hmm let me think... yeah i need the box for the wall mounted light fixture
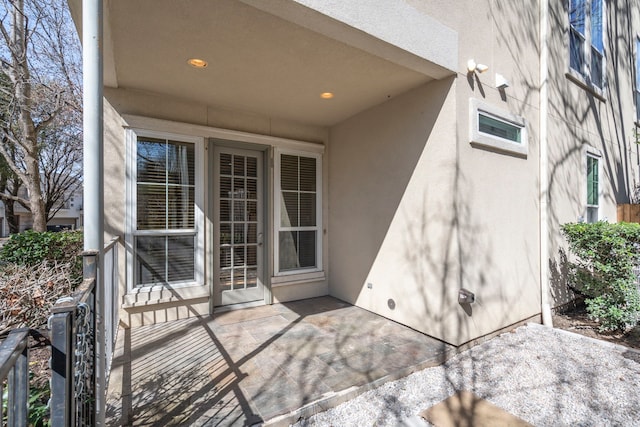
[496,73,510,89]
[467,59,488,74]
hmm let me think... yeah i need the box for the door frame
[209,139,272,312]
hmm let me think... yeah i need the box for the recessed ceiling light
[320,92,334,99]
[188,58,208,68]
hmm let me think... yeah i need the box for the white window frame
[125,128,206,292]
[273,148,323,277]
[567,0,606,93]
[584,147,601,223]
[469,99,528,157]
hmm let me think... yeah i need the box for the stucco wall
[545,1,640,307]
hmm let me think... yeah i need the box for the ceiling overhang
[67,0,458,127]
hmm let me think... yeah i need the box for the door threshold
[213,300,267,313]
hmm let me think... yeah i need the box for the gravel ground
[294,324,640,427]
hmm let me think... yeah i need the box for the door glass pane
[233,155,245,177]
[233,268,245,290]
[220,270,232,291]
[220,200,231,222]
[247,223,257,244]
[234,246,245,266]
[247,246,257,266]
[247,157,257,177]
[220,153,232,175]
[220,177,232,198]
[247,268,258,288]
[220,247,232,269]
[220,223,231,245]
[233,223,245,244]
[233,200,245,221]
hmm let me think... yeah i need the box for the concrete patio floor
[106,296,455,426]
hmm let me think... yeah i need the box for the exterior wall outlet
[367,282,373,289]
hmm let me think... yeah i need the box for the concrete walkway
[106,296,454,426]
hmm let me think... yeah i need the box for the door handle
[258,232,263,247]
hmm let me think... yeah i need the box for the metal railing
[49,236,120,426]
[0,329,29,427]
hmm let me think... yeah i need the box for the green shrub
[561,221,640,331]
[0,230,83,283]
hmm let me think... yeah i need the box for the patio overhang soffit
[68,0,458,127]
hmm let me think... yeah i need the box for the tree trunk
[12,0,47,232]
[5,199,18,234]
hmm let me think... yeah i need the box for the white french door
[213,146,264,306]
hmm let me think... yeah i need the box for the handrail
[0,328,30,427]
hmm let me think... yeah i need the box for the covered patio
[106,297,455,426]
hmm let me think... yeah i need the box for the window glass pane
[590,0,603,53]
[570,0,585,34]
[279,231,299,271]
[570,29,585,73]
[587,157,599,205]
[298,231,317,268]
[478,114,521,142]
[299,157,316,192]
[299,193,316,227]
[636,39,640,88]
[136,137,195,232]
[281,155,298,191]
[167,236,195,282]
[167,186,194,229]
[281,192,299,227]
[166,141,194,185]
[591,49,603,88]
[137,184,166,230]
[136,236,166,286]
[137,138,166,183]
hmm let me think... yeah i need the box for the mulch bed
[552,304,640,351]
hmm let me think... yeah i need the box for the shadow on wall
[328,76,456,306]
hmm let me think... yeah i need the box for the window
[586,154,599,223]
[275,150,322,274]
[569,0,604,88]
[128,132,204,288]
[469,99,527,157]
[636,38,640,122]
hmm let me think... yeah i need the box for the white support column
[82,0,105,424]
